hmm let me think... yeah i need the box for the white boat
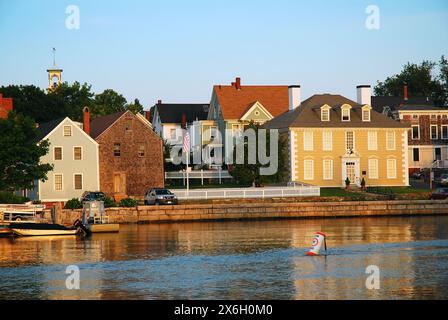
[9,222,80,237]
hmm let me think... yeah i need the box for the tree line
[0,82,144,124]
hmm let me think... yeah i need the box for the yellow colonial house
[265,86,410,187]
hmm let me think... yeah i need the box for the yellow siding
[292,128,408,187]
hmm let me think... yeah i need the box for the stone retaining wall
[51,200,448,225]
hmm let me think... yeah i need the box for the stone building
[87,108,164,198]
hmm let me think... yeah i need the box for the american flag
[183,130,190,153]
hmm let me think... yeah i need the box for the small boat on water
[9,222,82,237]
[0,225,11,237]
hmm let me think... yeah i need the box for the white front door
[346,162,356,184]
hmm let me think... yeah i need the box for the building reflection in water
[0,215,447,299]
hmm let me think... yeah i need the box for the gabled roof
[264,94,408,130]
[399,104,446,111]
[371,96,433,113]
[90,111,126,139]
[36,117,66,141]
[155,104,209,124]
[213,85,289,120]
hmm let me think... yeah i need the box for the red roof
[213,84,289,120]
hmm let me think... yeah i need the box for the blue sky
[0,0,447,109]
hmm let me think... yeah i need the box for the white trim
[411,125,420,140]
[303,131,314,151]
[368,131,378,151]
[322,131,333,151]
[304,159,314,181]
[386,131,396,150]
[387,159,397,179]
[73,146,83,160]
[322,159,333,180]
[368,158,379,179]
[341,104,352,122]
[63,125,72,137]
[345,131,355,151]
[289,130,297,181]
[73,173,83,190]
[442,125,448,140]
[240,101,274,121]
[53,146,63,161]
[54,173,63,191]
[430,125,438,140]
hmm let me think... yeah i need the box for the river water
[0,216,448,300]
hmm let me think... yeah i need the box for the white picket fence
[170,185,320,200]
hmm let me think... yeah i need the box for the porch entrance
[345,162,356,184]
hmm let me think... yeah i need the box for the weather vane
[52,47,56,67]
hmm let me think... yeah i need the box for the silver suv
[144,188,178,205]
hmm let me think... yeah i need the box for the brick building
[87,108,165,198]
[0,93,13,119]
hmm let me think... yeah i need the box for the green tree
[230,122,288,186]
[126,98,144,114]
[374,57,447,107]
[0,112,53,191]
[93,89,128,117]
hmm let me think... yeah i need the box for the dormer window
[320,105,331,122]
[341,106,351,122]
[362,105,371,122]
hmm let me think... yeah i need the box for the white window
[304,160,314,180]
[170,128,177,140]
[345,131,355,151]
[74,147,82,160]
[323,159,333,180]
[63,125,72,137]
[368,131,378,151]
[321,109,330,122]
[74,174,83,190]
[430,125,438,140]
[368,159,379,179]
[442,125,448,140]
[387,159,397,179]
[342,108,350,121]
[322,131,333,151]
[386,131,396,150]
[362,109,371,122]
[54,174,63,191]
[303,131,314,151]
[411,125,420,140]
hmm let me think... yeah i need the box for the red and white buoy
[306,232,327,256]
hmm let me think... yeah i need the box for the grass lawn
[367,186,429,194]
[319,188,361,197]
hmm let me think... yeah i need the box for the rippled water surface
[1,216,448,299]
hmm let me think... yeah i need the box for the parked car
[411,170,425,180]
[80,191,107,203]
[430,188,448,200]
[434,174,448,186]
[144,188,178,205]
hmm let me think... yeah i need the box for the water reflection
[0,216,447,299]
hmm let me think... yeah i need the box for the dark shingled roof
[371,96,433,114]
[155,104,209,124]
[37,117,65,141]
[399,104,445,111]
[264,94,409,131]
[90,111,126,139]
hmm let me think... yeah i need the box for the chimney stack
[288,85,301,111]
[235,77,241,90]
[145,110,151,123]
[181,114,187,129]
[404,83,408,101]
[83,106,90,136]
[356,85,371,105]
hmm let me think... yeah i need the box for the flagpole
[186,126,190,193]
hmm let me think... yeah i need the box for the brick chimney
[404,83,408,101]
[83,106,90,135]
[145,110,151,123]
[235,77,241,90]
[181,114,187,129]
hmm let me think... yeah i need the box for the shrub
[119,198,138,208]
[0,191,29,204]
[104,196,118,208]
[64,198,83,209]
